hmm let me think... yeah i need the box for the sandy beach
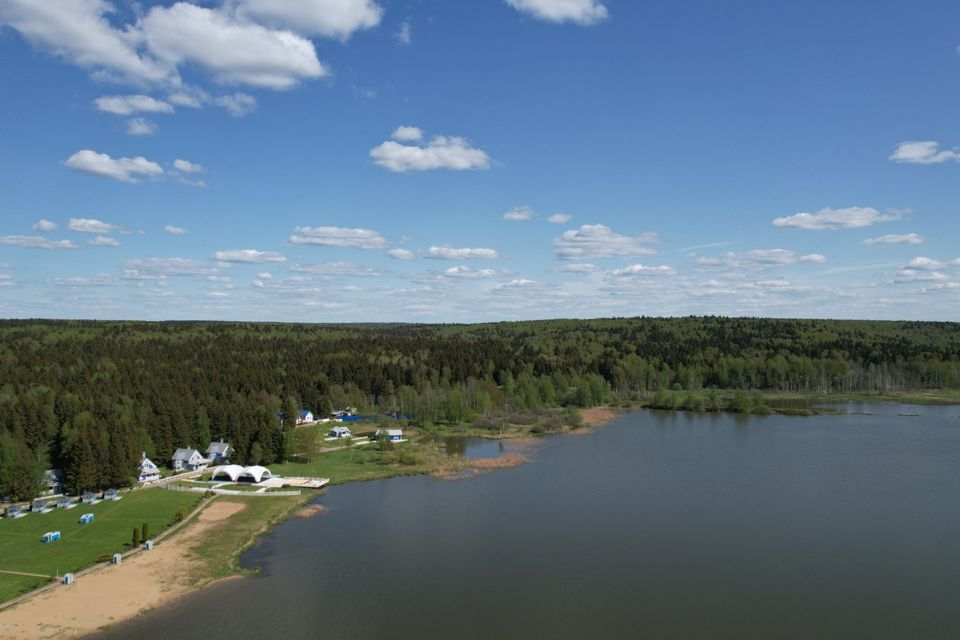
[0,500,247,639]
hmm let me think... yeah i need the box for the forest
[1,316,958,499]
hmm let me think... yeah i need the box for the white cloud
[164,224,189,235]
[0,235,78,250]
[610,264,675,277]
[395,20,412,45]
[88,235,120,247]
[68,218,122,234]
[235,0,383,40]
[555,262,599,273]
[214,92,257,117]
[503,206,535,221]
[289,262,386,277]
[371,131,491,172]
[554,224,657,260]
[289,226,388,249]
[772,206,900,230]
[214,249,287,263]
[863,233,923,246]
[126,118,157,136]
[122,257,219,278]
[208,291,231,298]
[894,269,950,284]
[94,94,173,116]
[0,0,172,85]
[443,266,498,278]
[257,272,273,279]
[168,87,209,109]
[426,246,499,260]
[889,141,959,164]
[65,149,164,183]
[388,248,416,260]
[173,159,205,173]
[695,249,826,270]
[391,126,423,142]
[32,219,58,231]
[547,213,572,224]
[505,0,609,25]
[140,3,327,90]
[905,257,947,270]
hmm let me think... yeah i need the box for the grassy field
[0,574,49,602]
[271,440,460,485]
[0,490,201,601]
[186,495,309,583]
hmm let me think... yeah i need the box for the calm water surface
[101,406,960,639]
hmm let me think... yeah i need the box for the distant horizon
[1,1,959,321]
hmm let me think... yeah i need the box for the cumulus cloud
[122,257,219,278]
[772,206,900,230]
[547,213,572,224]
[443,266,498,278]
[68,218,122,234]
[391,126,423,142]
[94,94,173,115]
[609,264,675,277]
[863,233,923,246]
[904,257,953,270]
[33,219,58,231]
[88,235,120,247]
[164,224,189,235]
[426,246,499,260]
[370,130,491,172]
[289,226,388,249]
[173,159,205,173]
[140,3,327,90]
[0,235,78,249]
[555,263,599,273]
[695,249,826,270]
[214,92,257,117]
[0,0,173,85]
[65,149,165,183]
[505,0,609,25]
[554,224,657,260]
[889,141,959,164]
[387,248,416,260]
[395,20,412,45]
[503,206,535,221]
[235,0,383,40]
[214,249,287,263]
[126,118,157,136]
[290,262,386,277]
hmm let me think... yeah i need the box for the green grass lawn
[270,440,458,485]
[0,573,50,601]
[0,489,201,601]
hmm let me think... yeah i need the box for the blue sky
[1,0,959,321]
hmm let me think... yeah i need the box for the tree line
[0,317,957,499]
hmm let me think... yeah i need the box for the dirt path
[0,500,246,639]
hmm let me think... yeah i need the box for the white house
[171,448,210,472]
[41,469,64,496]
[205,441,231,464]
[328,425,352,439]
[375,428,406,443]
[138,454,160,483]
[297,410,314,424]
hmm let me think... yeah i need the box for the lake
[100,405,960,639]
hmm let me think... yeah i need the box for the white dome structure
[211,464,273,483]
[241,465,272,483]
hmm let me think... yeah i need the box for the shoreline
[0,395,951,637]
